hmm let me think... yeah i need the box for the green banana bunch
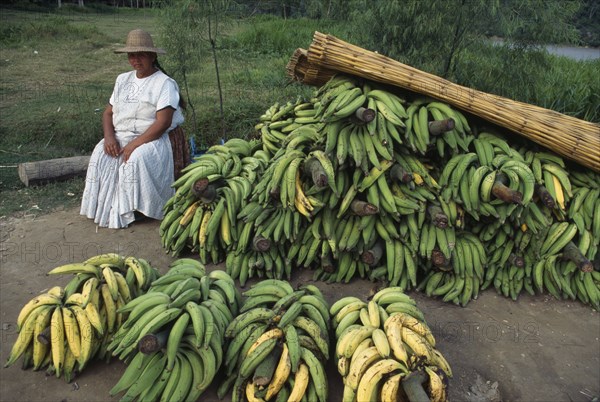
[225,243,290,286]
[168,137,259,206]
[416,232,485,307]
[331,288,451,402]
[252,149,307,206]
[108,264,239,401]
[465,189,600,307]
[109,341,221,402]
[108,261,239,360]
[436,131,536,222]
[530,151,573,215]
[312,250,371,285]
[219,280,331,402]
[568,170,600,240]
[161,139,266,263]
[404,100,431,155]
[256,99,321,155]
[426,100,473,158]
[313,75,364,123]
[489,259,527,301]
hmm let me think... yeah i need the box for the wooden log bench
[18,127,190,186]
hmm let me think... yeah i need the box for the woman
[80,29,184,229]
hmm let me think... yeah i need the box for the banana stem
[304,158,328,188]
[36,326,51,345]
[196,184,217,204]
[192,178,209,197]
[252,346,282,388]
[427,204,448,228]
[350,200,379,216]
[428,118,455,135]
[389,164,413,183]
[361,241,384,266]
[431,249,451,269]
[402,370,430,402]
[354,107,376,122]
[269,186,281,200]
[492,174,523,204]
[138,329,169,354]
[562,241,593,272]
[253,236,271,252]
[321,254,335,273]
[508,253,525,268]
[534,184,556,209]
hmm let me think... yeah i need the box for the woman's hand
[103,135,121,157]
[102,104,120,157]
[121,141,139,163]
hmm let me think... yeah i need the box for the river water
[545,44,600,61]
[490,38,599,61]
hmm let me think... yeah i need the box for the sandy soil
[1,208,599,402]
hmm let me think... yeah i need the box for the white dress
[80,70,185,229]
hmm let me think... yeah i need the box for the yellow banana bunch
[331,287,452,402]
[6,254,163,381]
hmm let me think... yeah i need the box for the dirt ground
[0,207,599,402]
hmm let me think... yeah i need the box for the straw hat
[114,29,166,54]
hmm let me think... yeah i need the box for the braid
[154,58,187,110]
[154,59,169,76]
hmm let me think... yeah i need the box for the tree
[449,1,583,110]
[333,0,581,79]
[494,0,581,46]
[575,0,600,46]
[157,0,231,141]
[336,0,498,78]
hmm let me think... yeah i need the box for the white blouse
[109,70,185,137]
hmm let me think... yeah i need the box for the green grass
[536,56,600,122]
[0,9,159,151]
[1,7,597,218]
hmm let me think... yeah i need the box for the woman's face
[128,52,156,77]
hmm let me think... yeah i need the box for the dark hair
[154,57,187,110]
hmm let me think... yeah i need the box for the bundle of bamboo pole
[290,32,600,172]
[285,48,335,87]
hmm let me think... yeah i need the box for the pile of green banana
[4,253,158,382]
[417,164,600,307]
[332,287,451,402]
[161,73,600,308]
[218,279,331,402]
[107,259,241,402]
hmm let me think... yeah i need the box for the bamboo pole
[290,32,600,172]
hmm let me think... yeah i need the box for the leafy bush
[575,0,600,47]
